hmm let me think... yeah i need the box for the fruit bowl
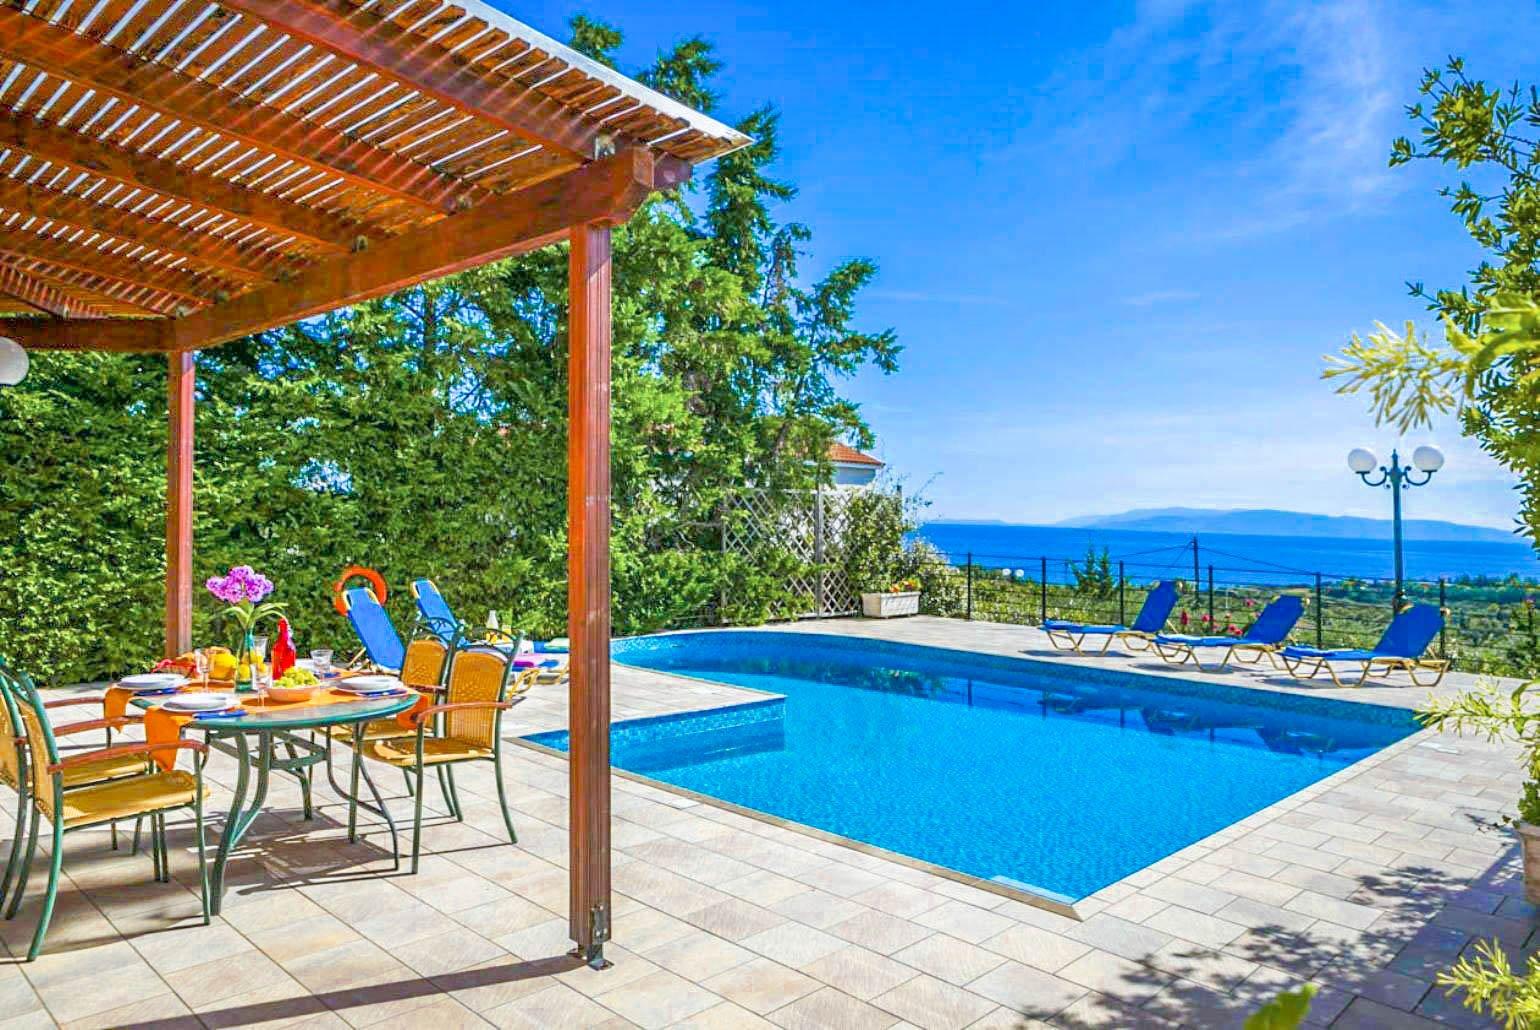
[265,682,317,703]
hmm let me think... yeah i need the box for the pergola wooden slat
[0,0,749,967]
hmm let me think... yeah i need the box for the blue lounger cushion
[1044,580,1180,639]
[1280,603,1442,663]
[345,586,406,671]
[1156,595,1305,651]
[1042,620,1124,635]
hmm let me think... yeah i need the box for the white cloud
[1122,289,1201,307]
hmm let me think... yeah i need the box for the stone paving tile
[592,969,719,1029]
[482,981,629,1029]
[827,909,933,955]
[1055,949,1173,1006]
[31,620,1534,1030]
[1064,914,1172,962]
[641,931,755,981]
[768,985,900,1030]
[702,957,822,1015]
[893,934,1006,985]
[742,923,849,968]
[978,924,1090,975]
[911,901,1015,945]
[801,944,916,1000]
[870,974,996,1030]
[965,960,1087,1020]
[1141,904,1247,949]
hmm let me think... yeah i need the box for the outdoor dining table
[127,686,417,914]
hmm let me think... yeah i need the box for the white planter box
[862,591,920,618]
[1519,822,1540,904]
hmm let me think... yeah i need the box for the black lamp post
[1348,445,1444,613]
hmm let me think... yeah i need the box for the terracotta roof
[828,442,883,467]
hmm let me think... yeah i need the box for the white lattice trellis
[722,487,862,618]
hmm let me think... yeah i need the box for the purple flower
[247,574,274,603]
[206,566,275,604]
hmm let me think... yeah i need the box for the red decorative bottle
[271,617,297,679]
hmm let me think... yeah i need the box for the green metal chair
[0,659,152,915]
[0,663,212,960]
[346,646,527,872]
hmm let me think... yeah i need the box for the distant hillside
[1057,507,1518,544]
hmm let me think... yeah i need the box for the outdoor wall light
[0,337,27,386]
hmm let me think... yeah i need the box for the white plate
[335,676,403,694]
[118,673,188,692]
[159,693,241,713]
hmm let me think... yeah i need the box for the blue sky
[515,0,1540,530]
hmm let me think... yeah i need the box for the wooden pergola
[0,0,747,967]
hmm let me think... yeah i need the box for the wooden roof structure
[0,0,747,349]
[0,0,748,969]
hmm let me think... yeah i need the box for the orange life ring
[332,565,388,615]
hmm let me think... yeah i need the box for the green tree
[1324,60,1540,541]
[0,16,900,685]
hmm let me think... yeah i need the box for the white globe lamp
[0,337,26,386]
[1346,448,1377,474]
[1412,445,1445,473]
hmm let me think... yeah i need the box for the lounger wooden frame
[1042,627,1156,656]
[1280,652,1449,688]
[1152,639,1283,674]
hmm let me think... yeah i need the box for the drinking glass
[253,665,272,700]
[250,635,269,663]
[193,648,210,688]
[311,649,333,676]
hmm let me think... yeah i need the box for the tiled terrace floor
[5,617,1526,1028]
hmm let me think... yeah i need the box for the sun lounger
[342,586,406,673]
[1279,602,1447,687]
[1152,595,1306,673]
[412,578,569,683]
[1042,580,1179,655]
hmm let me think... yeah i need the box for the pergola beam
[0,316,165,350]
[0,112,359,253]
[0,232,215,310]
[6,261,170,316]
[163,147,658,351]
[0,261,110,318]
[219,0,625,163]
[0,178,279,283]
[0,6,486,217]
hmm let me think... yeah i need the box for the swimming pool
[525,631,1419,902]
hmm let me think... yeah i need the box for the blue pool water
[526,632,1419,901]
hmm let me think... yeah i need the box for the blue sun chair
[1279,602,1448,687]
[409,578,469,644]
[342,586,406,673]
[411,578,569,683]
[1152,594,1306,673]
[1042,580,1179,655]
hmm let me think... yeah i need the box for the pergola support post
[567,221,613,969]
[165,352,195,657]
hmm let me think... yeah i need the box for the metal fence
[908,539,1539,672]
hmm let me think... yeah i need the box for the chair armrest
[44,696,106,710]
[410,700,512,728]
[54,716,143,737]
[49,739,207,773]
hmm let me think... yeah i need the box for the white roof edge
[454,0,753,157]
